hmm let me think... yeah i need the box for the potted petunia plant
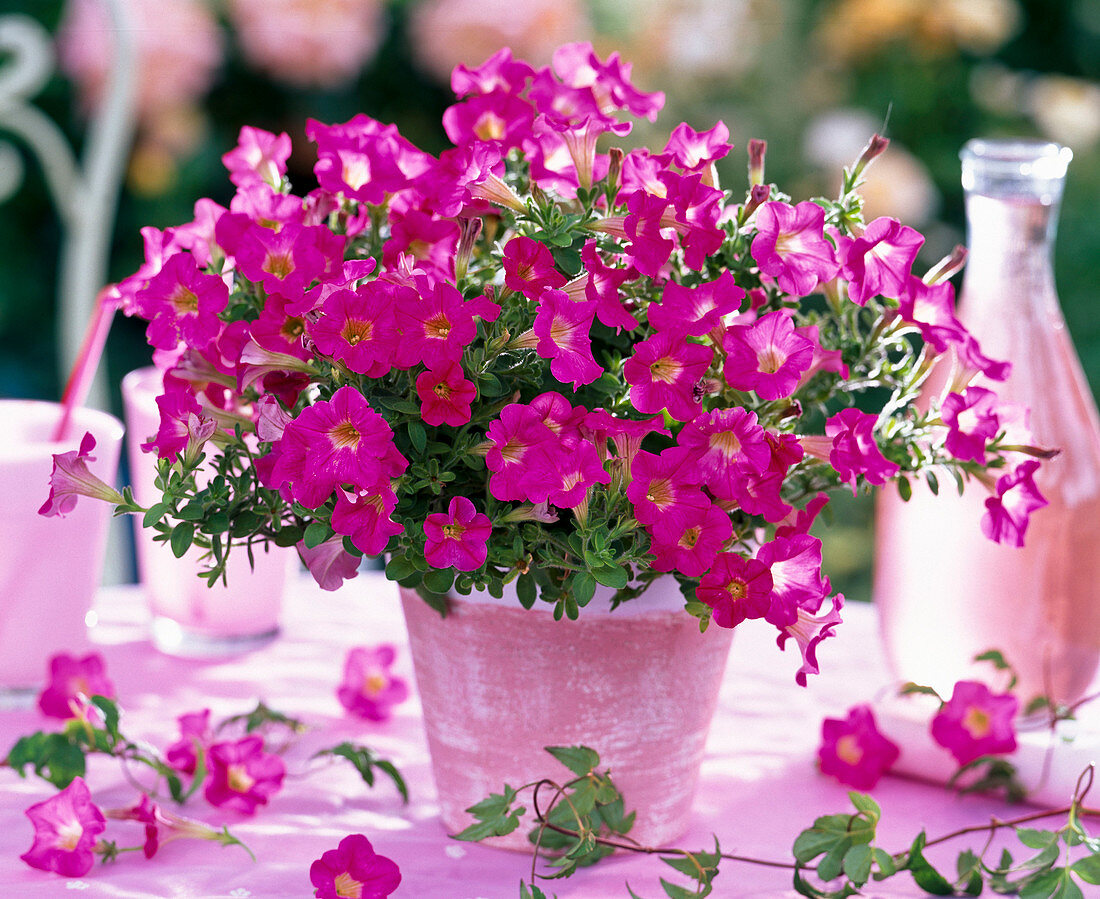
[50,43,1049,846]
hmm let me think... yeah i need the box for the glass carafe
[874,139,1100,705]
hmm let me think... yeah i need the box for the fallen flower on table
[931,679,1019,766]
[165,708,213,777]
[36,652,116,720]
[817,704,900,791]
[309,833,401,899]
[104,793,252,860]
[337,645,409,722]
[204,735,286,815]
[20,776,105,877]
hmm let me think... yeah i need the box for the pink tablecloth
[0,572,1065,897]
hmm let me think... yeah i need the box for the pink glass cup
[122,367,288,657]
[0,400,124,700]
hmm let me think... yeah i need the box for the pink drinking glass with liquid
[875,140,1100,705]
[0,401,123,697]
[122,366,289,656]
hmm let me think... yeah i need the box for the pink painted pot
[400,577,734,849]
[122,367,288,656]
[0,401,123,694]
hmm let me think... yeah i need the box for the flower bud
[748,139,767,187]
[852,132,889,180]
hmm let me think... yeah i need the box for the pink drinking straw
[51,286,121,443]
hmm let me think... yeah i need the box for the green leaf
[955,848,984,895]
[872,848,897,880]
[516,572,537,609]
[142,502,168,528]
[520,882,554,899]
[571,572,596,606]
[303,521,330,549]
[590,564,628,589]
[904,832,954,895]
[545,745,601,777]
[843,844,873,886]
[659,879,706,899]
[899,682,942,699]
[408,420,427,455]
[423,567,455,595]
[1072,855,1100,884]
[1018,829,1060,850]
[313,742,409,803]
[272,525,303,547]
[170,522,195,558]
[385,555,417,582]
[848,792,881,824]
[6,732,87,788]
[897,477,912,502]
[89,696,122,744]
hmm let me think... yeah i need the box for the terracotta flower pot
[399,576,734,849]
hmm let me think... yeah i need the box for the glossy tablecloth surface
[0,572,1070,897]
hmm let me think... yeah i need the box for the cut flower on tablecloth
[51,42,1052,686]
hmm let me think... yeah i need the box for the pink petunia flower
[623,189,675,277]
[647,271,744,337]
[818,705,901,790]
[310,833,401,899]
[502,236,567,299]
[20,777,106,877]
[298,536,363,592]
[38,432,124,518]
[931,680,1018,765]
[697,553,773,628]
[337,646,410,722]
[648,501,732,578]
[751,201,840,297]
[105,793,230,859]
[416,361,478,426]
[625,446,708,528]
[36,652,115,719]
[981,460,1049,547]
[164,709,212,777]
[802,408,900,492]
[132,251,229,352]
[581,240,639,331]
[677,407,771,501]
[309,285,399,377]
[485,403,561,503]
[423,496,492,571]
[942,387,1001,464]
[771,591,845,687]
[330,487,404,557]
[837,216,924,306]
[532,289,603,389]
[222,126,291,189]
[623,331,712,421]
[722,311,814,401]
[204,735,286,815]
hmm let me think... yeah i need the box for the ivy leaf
[312,742,409,803]
[546,745,600,777]
[903,832,954,895]
[453,786,525,841]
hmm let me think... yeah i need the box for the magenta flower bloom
[38,432,124,518]
[337,645,410,722]
[310,833,401,899]
[222,125,291,189]
[659,120,731,182]
[818,705,901,790]
[751,201,840,297]
[20,777,106,877]
[309,285,398,376]
[722,311,815,401]
[697,553,773,628]
[942,387,1001,464]
[268,386,408,507]
[416,360,477,427]
[648,501,732,578]
[165,709,212,777]
[757,534,830,613]
[105,793,228,859]
[623,189,675,277]
[37,652,116,719]
[393,279,500,370]
[545,438,611,509]
[678,407,771,501]
[624,331,712,421]
[485,403,560,503]
[821,408,900,491]
[533,289,603,389]
[648,271,744,337]
[502,235,566,299]
[204,735,286,815]
[931,680,1018,765]
[331,486,404,557]
[142,379,216,464]
[423,496,492,571]
[581,240,638,331]
[982,459,1049,547]
[133,251,229,351]
[298,536,363,592]
[626,446,708,528]
[838,216,924,306]
[772,591,844,687]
